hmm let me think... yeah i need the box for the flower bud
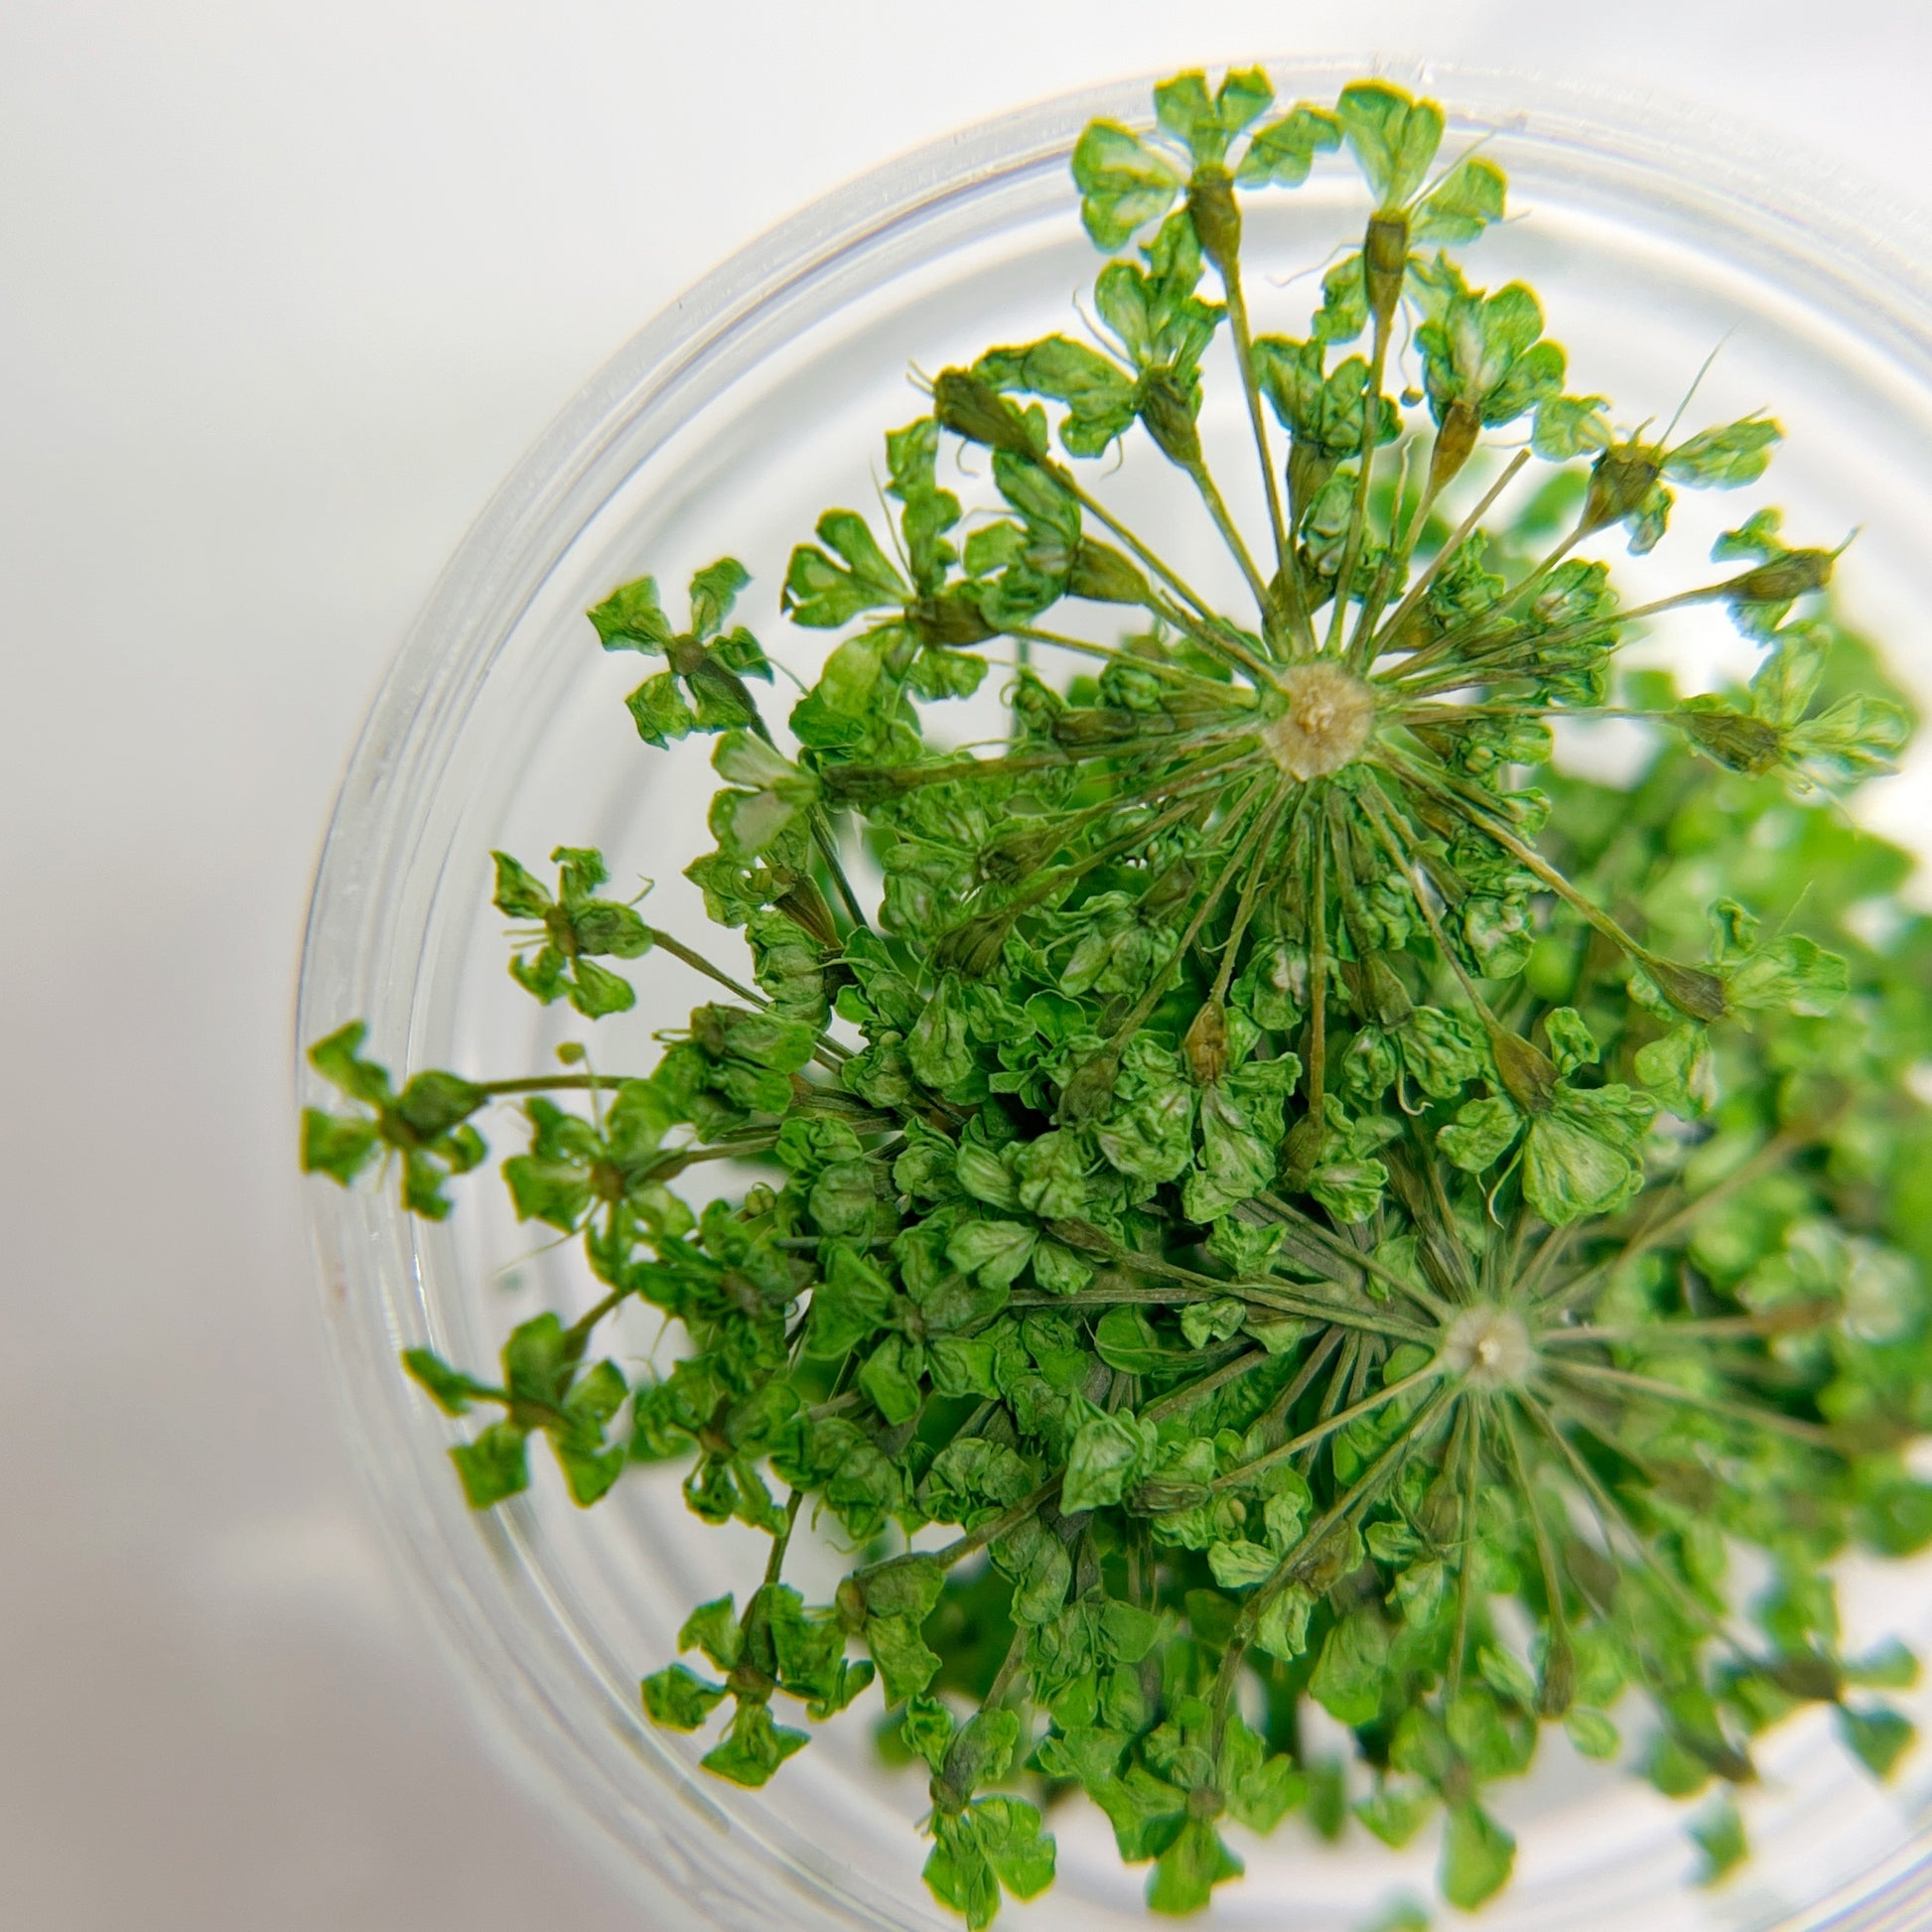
[1282,1112,1326,1188]
[1428,398,1481,497]
[1762,1652,1842,1702]
[933,368,1039,458]
[1068,539,1152,606]
[1678,705,1785,776]
[910,591,996,647]
[1365,211,1409,329]
[1417,1468,1459,1543]
[1141,856,1199,915]
[1300,1523,1362,1594]
[1129,1472,1213,1514]
[834,1577,869,1632]
[977,822,1057,885]
[1052,707,1142,748]
[1362,952,1414,1029]
[1288,438,1338,524]
[1726,548,1835,603]
[1140,370,1203,468]
[1642,955,1729,1024]
[1581,445,1662,535]
[1492,1030,1559,1113]
[1538,1638,1576,1718]
[1185,169,1242,278]
[1183,998,1230,1085]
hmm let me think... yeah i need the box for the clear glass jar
[299,60,1932,1932]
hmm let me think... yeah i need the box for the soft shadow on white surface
[4,3,1930,1927]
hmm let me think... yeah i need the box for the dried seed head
[1183,998,1230,1085]
[1492,1030,1560,1113]
[909,591,996,647]
[1365,211,1409,327]
[1067,539,1150,606]
[1643,955,1730,1024]
[1727,548,1835,603]
[933,904,1019,978]
[1581,445,1662,535]
[1262,662,1377,779]
[1440,1304,1534,1389]
[932,368,1039,457]
[1539,1638,1576,1718]
[1140,369,1203,469]
[1185,170,1242,277]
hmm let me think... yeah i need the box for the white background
[5,4,1930,1927]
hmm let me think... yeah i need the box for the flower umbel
[304,67,1932,1927]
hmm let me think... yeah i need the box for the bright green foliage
[303,65,1932,1930]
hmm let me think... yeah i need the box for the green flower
[491,845,653,1017]
[590,557,771,747]
[301,1022,484,1218]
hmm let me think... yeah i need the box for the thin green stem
[1212,1381,1452,1750]
[1044,1250,1435,1344]
[1516,1383,1736,1648]
[1205,784,1293,1007]
[1143,590,1280,687]
[1385,520,1587,687]
[1209,1358,1444,1493]
[1542,1357,1837,1448]
[812,816,872,934]
[1252,1191,1456,1322]
[1094,774,1280,1052]
[1346,434,1423,669]
[1382,750,1661,972]
[1366,449,1533,668]
[1221,267,1307,646]
[983,1620,1034,1709]
[1048,464,1225,630]
[1497,1399,1571,1684]
[1323,315,1393,655]
[1187,458,1274,619]
[965,759,1264,932]
[932,1474,1063,1568]
[1538,1311,1831,1346]
[1354,775,1510,1038]
[763,1488,805,1587]
[1305,793,1331,1123]
[1247,1327,1345,1448]
[1140,1347,1272,1425]
[1007,626,1247,697]
[1386,573,1765,700]
[1447,1397,1483,1702]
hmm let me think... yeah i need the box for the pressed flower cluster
[304,70,1932,1924]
